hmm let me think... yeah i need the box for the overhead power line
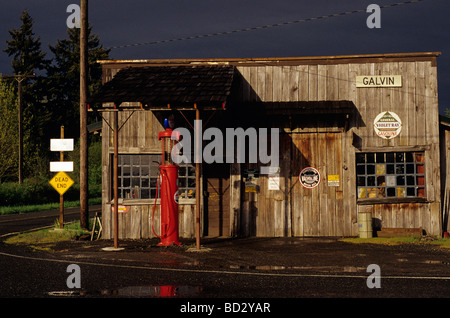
[107,0,425,50]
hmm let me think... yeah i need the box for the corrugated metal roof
[88,65,235,108]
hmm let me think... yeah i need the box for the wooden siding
[440,125,450,234]
[236,59,440,237]
[102,203,196,239]
[100,54,441,239]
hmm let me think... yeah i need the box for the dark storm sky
[1,0,449,113]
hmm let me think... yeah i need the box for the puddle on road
[228,265,289,270]
[226,264,367,273]
[48,285,202,298]
[424,260,450,265]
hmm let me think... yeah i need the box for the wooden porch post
[195,106,201,249]
[113,109,119,249]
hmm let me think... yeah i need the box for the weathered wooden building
[88,52,443,239]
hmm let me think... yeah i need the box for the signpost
[49,126,74,228]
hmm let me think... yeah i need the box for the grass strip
[340,236,450,248]
[3,220,93,251]
[0,197,101,215]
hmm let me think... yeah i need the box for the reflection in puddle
[48,285,202,298]
[228,265,288,270]
[227,264,367,273]
[107,285,202,297]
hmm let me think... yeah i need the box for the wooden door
[203,163,230,237]
[291,132,344,236]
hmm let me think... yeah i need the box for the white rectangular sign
[356,75,402,88]
[268,175,280,190]
[50,161,74,172]
[50,139,74,152]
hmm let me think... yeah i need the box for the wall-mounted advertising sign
[299,167,320,189]
[356,75,402,88]
[373,111,402,139]
[327,175,340,187]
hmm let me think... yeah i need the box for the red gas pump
[156,117,181,246]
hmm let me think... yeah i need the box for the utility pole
[59,126,65,229]
[79,0,89,229]
[1,73,35,184]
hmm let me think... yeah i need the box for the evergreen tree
[47,25,110,140]
[0,79,18,181]
[4,9,47,75]
[3,9,50,179]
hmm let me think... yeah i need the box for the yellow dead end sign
[49,171,74,195]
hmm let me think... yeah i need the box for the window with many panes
[114,154,196,201]
[115,154,160,199]
[356,151,425,200]
[177,164,196,199]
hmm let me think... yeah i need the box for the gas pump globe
[157,116,181,246]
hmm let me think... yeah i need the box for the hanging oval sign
[299,167,321,189]
[373,111,402,139]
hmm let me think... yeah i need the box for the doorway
[290,132,344,236]
[203,163,231,237]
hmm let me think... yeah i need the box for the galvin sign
[356,75,402,88]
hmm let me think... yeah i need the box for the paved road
[0,205,102,237]
[1,208,450,312]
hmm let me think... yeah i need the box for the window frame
[177,163,197,202]
[110,153,196,205]
[112,153,161,202]
[355,149,427,204]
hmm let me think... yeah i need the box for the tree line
[0,9,109,183]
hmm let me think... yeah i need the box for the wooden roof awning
[87,65,235,111]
